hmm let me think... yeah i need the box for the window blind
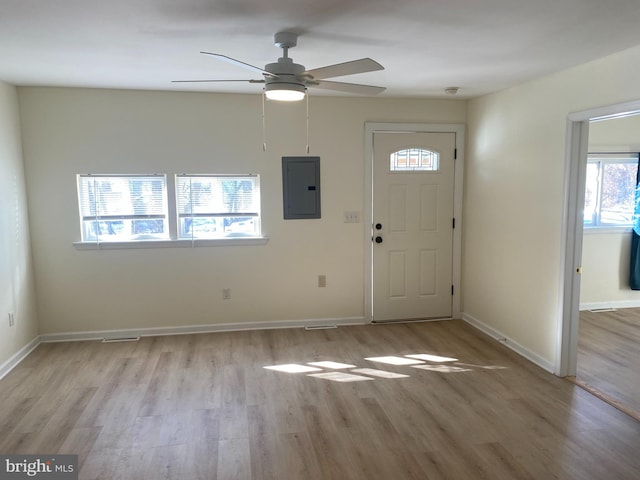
[77,174,169,242]
[176,174,260,239]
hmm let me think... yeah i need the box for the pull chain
[306,91,310,154]
[262,92,267,152]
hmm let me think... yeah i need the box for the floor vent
[304,325,337,330]
[101,336,141,343]
[588,308,617,313]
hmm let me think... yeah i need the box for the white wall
[465,45,640,369]
[0,81,39,370]
[588,114,640,152]
[580,115,640,309]
[18,87,466,335]
[580,232,637,308]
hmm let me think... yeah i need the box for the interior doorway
[577,114,640,419]
[560,100,640,418]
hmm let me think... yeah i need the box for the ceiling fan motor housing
[265,57,307,91]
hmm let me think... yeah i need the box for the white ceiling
[2,0,640,99]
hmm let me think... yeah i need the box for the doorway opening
[560,100,640,419]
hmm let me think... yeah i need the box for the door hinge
[452,218,455,229]
[454,148,457,160]
[451,285,454,295]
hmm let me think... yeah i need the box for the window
[76,173,264,246]
[176,175,261,239]
[77,174,169,242]
[390,148,439,171]
[584,154,638,227]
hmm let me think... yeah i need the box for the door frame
[558,100,640,376]
[364,122,465,323]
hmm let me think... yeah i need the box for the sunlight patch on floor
[308,361,356,369]
[351,368,410,379]
[307,372,374,382]
[263,364,322,373]
[455,362,508,370]
[412,364,473,373]
[365,356,424,366]
[406,353,458,363]
[263,352,508,382]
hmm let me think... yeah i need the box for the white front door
[372,132,456,322]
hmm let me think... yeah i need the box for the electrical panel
[282,156,321,219]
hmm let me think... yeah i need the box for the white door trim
[558,99,640,376]
[364,122,465,323]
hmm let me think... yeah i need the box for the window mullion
[595,161,603,227]
[166,174,178,240]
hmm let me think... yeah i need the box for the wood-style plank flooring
[1,320,640,479]
[578,308,640,419]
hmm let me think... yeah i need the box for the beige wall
[580,115,640,308]
[0,81,39,370]
[18,87,466,335]
[465,44,640,370]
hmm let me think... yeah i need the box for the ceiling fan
[173,31,386,101]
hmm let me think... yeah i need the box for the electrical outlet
[8,312,15,327]
[222,288,231,300]
[343,211,360,223]
[318,275,327,288]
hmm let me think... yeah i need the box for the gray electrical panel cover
[282,156,321,219]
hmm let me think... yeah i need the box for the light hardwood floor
[1,320,640,479]
[577,308,640,419]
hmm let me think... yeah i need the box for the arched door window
[389,148,439,172]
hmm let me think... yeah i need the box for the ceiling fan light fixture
[264,82,306,101]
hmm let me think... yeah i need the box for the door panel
[419,249,437,295]
[388,251,407,298]
[373,132,455,322]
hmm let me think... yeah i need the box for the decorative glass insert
[390,148,439,171]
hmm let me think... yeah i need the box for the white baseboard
[0,336,40,381]
[38,316,367,343]
[462,313,555,374]
[579,300,640,311]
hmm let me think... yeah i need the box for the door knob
[375,236,383,244]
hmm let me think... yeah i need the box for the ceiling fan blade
[200,52,277,78]
[172,79,265,83]
[308,80,386,95]
[303,58,383,80]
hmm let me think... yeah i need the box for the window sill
[73,237,269,250]
[583,226,632,235]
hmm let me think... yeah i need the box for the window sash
[77,174,169,242]
[584,154,638,227]
[176,174,261,239]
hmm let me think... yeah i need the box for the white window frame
[76,174,170,243]
[583,153,638,232]
[176,174,261,240]
[74,173,268,249]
